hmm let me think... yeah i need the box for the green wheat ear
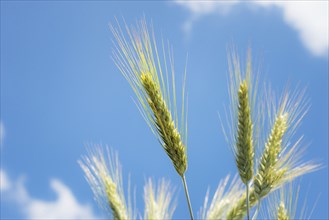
[254,112,288,198]
[144,178,177,220]
[141,72,187,176]
[111,18,193,219]
[223,48,257,186]
[111,18,188,178]
[104,177,128,220]
[199,174,245,220]
[236,80,254,184]
[79,146,134,220]
[224,49,256,220]
[277,202,290,220]
[264,180,320,220]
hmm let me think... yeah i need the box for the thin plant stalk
[246,183,250,220]
[182,175,194,220]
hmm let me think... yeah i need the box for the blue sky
[1,1,328,219]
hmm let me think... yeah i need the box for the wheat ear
[103,175,129,220]
[141,68,192,219]
[236,80,254,184]
[265,180,319,220]
[199,175,245,220]
[141,72,187,176]
[254,112,288,198]
[277,202,290,220]
[144,178,176,220]
[235,80,254,220]
[79,146,132,220]
[111,18,193,219]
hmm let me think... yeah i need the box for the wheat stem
[246,183,250,220]
[226,187,257,220]
[182,175,194,220]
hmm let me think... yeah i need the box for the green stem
[246,183,250,220]
[182,175,194,220]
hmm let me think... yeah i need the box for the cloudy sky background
[1,1,328,219]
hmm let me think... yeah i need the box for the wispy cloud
[175,1,328,57]
[1,170,99,219]
[0,170,11,191]
[0,121,5,147]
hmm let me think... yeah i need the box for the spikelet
[199,175,245,220]
[78,146,134,220]
[144,178,176,220]
[111,18,188,177]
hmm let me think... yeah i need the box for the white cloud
[174,1,239,34]
[0,124,99,219]
[0,169,11,191]
[175,1,239,15]
[1,171,99,219]
[175,1,329,57]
